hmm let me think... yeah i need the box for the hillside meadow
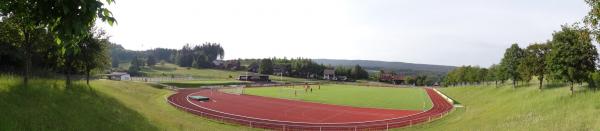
[401,81,600,130]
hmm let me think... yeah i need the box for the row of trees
[444,66,490,86]
[444,0,600,94]
[445,24,599,94]
[243,58,370,80]
[333,65,369,80]
[176,43,224,68]
[247,58,326,78]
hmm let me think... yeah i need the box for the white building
[107,72,130,81]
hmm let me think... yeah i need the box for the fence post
[386,123,389,130]
[249,121,252,128]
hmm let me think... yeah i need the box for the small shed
[106,72,131,81]
[238,73,270,82]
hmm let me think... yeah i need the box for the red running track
[167,88,453,130]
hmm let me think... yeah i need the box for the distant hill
[313,59,455,75]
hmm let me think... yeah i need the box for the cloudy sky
[96,0,590,67]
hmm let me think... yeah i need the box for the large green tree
[585,0,600,38]
[522,42,551,90]
[547,25,598,94]
[500,43,525,88]
[0,0,116,86]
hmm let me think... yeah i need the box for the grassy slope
[0,76,157,131]
[142,63,309,83]
[244,84,433,110]
[401,82,600,130]
[90,80,255,130]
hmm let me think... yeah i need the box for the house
[238,72,270,82]
[247,63,259,73]
[273,65,289,76]
[105,72,130,81]
[223,60,241,70]
[323,69,335,80]
[379,70,404,84]
[336,75,348,81]
[212,60,224,67]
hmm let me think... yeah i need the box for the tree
[112,56,120,68]
[350,64,369,79]
[546,24,598,94]
[176,43,224,68]
[199,43,224,64]
[128,56,142,76]
[405,76,416,86]
[147,55,157,67]
[522,42,551,90]
[1,0,116,86]
[77,28,109,85]
[258,58,273,75]
[176,44,194,67]
[585,0,600,40]
[487,64,500,87]
[500,43,524,88]
[478,68,488,85]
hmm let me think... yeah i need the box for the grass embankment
[140,63,312,83]
[0,75,157,130]
[0,75,253,130]
[244,84,433,110]
[91,80,254,130]
[401,82,600,130]
[135,63,318,88]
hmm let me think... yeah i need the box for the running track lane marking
[176,88,445,125]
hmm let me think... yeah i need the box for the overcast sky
[96,0,590,67]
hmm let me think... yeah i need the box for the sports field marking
[244,84,433,110]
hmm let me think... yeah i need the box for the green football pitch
[244,84,433,111]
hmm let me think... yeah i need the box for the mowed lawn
[401,81,600,130]
[244,84,433,111]
[161,80,251,88]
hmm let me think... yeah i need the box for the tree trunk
[65,54,72,87]
[512,78,516,88]
[495,80,498,88]
[23,30,31,86]
[86,69,90,85]
[570,82,574,95]
[538,76,544,90]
